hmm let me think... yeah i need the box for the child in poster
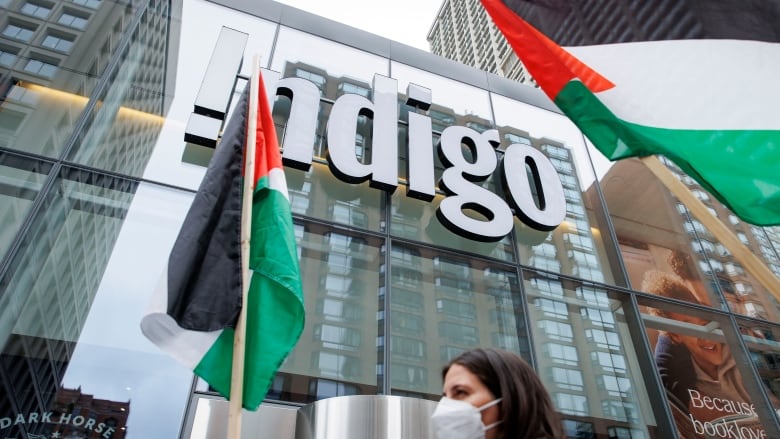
[642,270,766,438]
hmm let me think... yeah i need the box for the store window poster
[621,245,772,439]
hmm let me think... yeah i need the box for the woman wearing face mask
[431,348,564,439]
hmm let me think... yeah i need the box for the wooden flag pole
[227,54,260,439]
[641,156,780,303]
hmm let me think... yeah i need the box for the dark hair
[443,348,564,439]
[641,270,699,304]
[668,250,696,280]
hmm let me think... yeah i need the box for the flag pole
[641,156,780,303]
[227,54,260,439]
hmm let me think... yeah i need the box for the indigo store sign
[185,28,567,242]
[271,72,566,242]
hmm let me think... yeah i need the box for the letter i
[405,83,435,201]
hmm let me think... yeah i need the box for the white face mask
[431,396,503,439]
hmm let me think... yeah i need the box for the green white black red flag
[480,0,780,226]
[141,71,304,411]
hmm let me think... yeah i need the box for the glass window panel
[2,22,36,41]
[0,47,17,66]
[491,94,618,285]
[271,63,395,187]
[23,58,59,78]
[140,0,276,189]
[525,272,655,437]
[276,225,382,403]
[1,0,140,158]
[389,247,527,397]
[21,1,52,18]
[285,164,384,232]
[42,33,75,52]
[562,419,595,438]
[314,324,362,350]
[0,82,88,157]
[597,154,740,312]
[737,319,780,416]
[392,62,493,123]
[538,320,573,342]
[555,393,589,416]
[389,191,516,262]
[58,10,90,29]
[71,0,101,9]
[66,3,169,174]
[0,153,51,261]
[0,173,195,438]
[608,426,646,439]
[640,295,778,437]
[549,366,584,391]
[271,27,389,101]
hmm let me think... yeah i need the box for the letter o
[501,144,566,231]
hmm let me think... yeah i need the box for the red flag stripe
[245,72,283,185]
[480,0,614,98]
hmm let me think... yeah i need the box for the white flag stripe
[140,263,222,370]
[268,167,289,201]
[569,39,780,130]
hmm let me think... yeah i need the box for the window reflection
[0,172,193,438]
[2,22,37,41]
[526,273,654,437]
[21,1,52,18]
[42,32,75,52]
[389,193,517,262]
[603,156,780,323]
[282,164,384,231]
[67,4,168,175]
[58,10,90,29]
[23,58,58,77]
[489,93,616,285]
[271,27,388,98]
[0,153,51,260]
[391,62,493,122]
[514,135,607,283]
[641,295,779,437]
[389,246,527,397]
[0,83,88,157]
[276,224,381,402]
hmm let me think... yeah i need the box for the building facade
[1,0,780,438]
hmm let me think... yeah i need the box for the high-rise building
[427,0,533,84]
[2,0,780,438]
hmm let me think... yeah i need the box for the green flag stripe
[194,175,304,409]
[194,328,234,396]
[555,80,780,226]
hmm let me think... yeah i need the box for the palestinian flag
[141,71,304,410]
[480,0,780,226]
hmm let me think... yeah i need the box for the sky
[273,0,444,50]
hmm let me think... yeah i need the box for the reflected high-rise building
[0,0,171,171]
[0,0,176,435]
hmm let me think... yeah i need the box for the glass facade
[1,0,779,438]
